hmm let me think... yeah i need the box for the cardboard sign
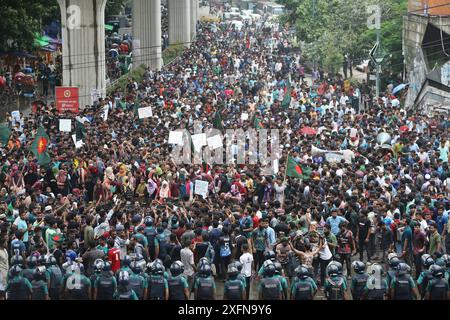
[138,106,153,119]
[168,131,184,145]
[207,135,223,149]
[191,133,207,152]
[59,119,72,132]
[241,112,249,121]
[56,87,79,114]
[71,134,84,149]
[194,180,209,198]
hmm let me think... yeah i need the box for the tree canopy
[278,0,408,76]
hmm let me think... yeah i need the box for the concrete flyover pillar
[58,0,107,108]
[132,0,162,70]
[168,0,191,47]
[190,0,198,40]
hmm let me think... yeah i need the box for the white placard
[194,180,209,198]
[350,128,357,138]
[207,135,223,149]
[138,106,153,119]
[11,110,20,121]
[191,133,207,152]
[168,131,184,145]
[59,119,72,132]
[71,134,84,149]
[273,159,279,174]
[241,112,249,121]
[103,105,109,121]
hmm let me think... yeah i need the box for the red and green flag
[286,156,312,180]
[30,127,51,166]
[281,78,292,109]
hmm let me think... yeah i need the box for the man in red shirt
[107,238,121,273]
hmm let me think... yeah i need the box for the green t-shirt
[252,228,267,252]
[429,232,441,256]
[134,233,148,247]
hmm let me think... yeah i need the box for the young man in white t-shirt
[240,243,254,300]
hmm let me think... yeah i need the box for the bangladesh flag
[75,120,86,141]
[281,78,292,109]
[253,116,264,129]
[30,127,51,166]
[0,125,11,146]
[286,156,312,180]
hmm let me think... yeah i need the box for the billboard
[408,0,450,16]
[56,87,79,114]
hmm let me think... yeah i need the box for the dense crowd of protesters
[0,16,449,300]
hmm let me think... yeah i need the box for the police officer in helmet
[64,263,92,300]
[223,265,245,300]
[45,255,63,300]
[273,261,288,300]
[350,260,368,300]
[362,263,388,300]
[417,254,435,299]
[23,256,38,283]
[168,261,189,300]
[115,270,138,300]
[324,261,348,300]
[194,263,216,300]
[425,265,449,300]
[31,266,49,300]
[93,262,117,300]
[129,260,147,300]
[258,262,283,300]
[291,264,317,300]
[389,262,419,300]
[147,261,169,300]
[386,256,400,286]
[6,265,32,300]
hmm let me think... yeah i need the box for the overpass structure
[58,0,199,107]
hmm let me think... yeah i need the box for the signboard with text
[56,87,79,114]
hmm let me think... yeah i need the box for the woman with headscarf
[158,180,171,203]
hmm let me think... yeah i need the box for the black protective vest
[22,269,34,283]
[197,277,214,300]
[224,280,242,300]
[327,277,344,300]
[97,275,115,300]
[168,277,185,300]
[48,265,63,289]
[352,274,368,300]
[149,276,165,300]
[294,280,313,300]
[66,276,88,300]
[7,278,28,300]
[429,278,448,300]
[31,281,46,300]
[118,289,133,300]
[366,279,386,300]
[261,277,281,300]
[393,276,412,300]
[129,275,144,299]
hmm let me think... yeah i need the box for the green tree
[0,0,59,51]
[277,0,408,75]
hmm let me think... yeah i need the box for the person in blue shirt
[400,218,413,266]
[326,209,348,235]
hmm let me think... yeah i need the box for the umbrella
[392,83,408,95]
[300,127,317,136]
